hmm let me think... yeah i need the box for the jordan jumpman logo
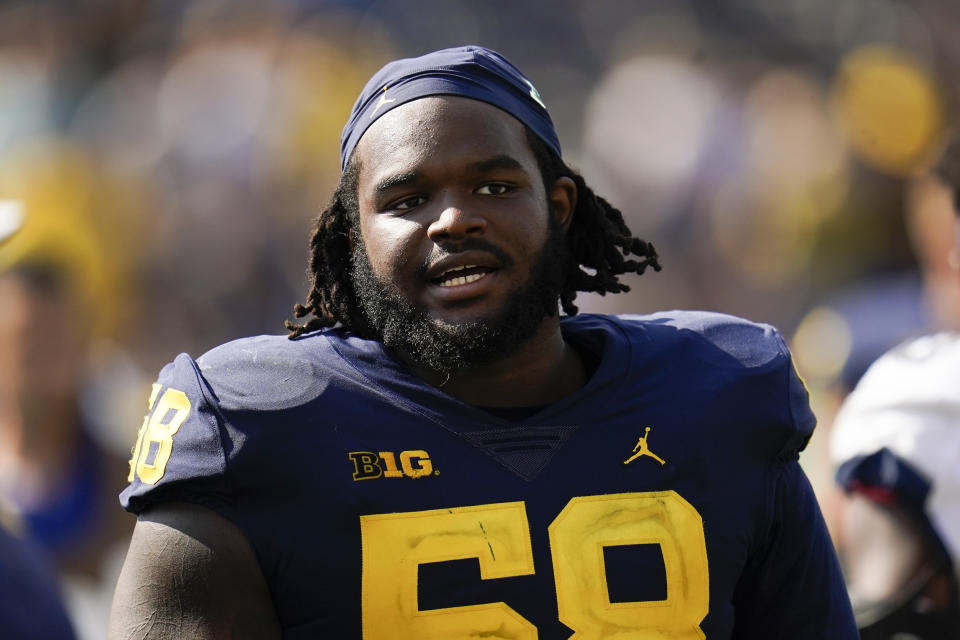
[623,427,666,466]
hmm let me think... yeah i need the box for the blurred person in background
[0,518,77,640]
[0,162,137,640]
[830,134,960,639]
[792,118,960,542]
[108,45,856,639]
[0,201,76,640]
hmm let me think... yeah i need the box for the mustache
[417,237,514,278]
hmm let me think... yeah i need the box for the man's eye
[476,184,512,196]
[392,196,426,211]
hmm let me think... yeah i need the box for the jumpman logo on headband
[370,86,396,118]
[623,427,666,466]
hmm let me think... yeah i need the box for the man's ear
[549,176,577,231]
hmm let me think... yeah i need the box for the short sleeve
[120,353,229,515]
[781,347,816,461]
[633,312,818,460]
[730,461,857,639]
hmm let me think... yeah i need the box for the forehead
[353,96,534,184]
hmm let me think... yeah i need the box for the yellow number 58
[361,491,709,639]
[127,384,192,485]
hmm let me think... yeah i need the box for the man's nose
[426,198,486,243]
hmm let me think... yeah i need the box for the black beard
[350,221,568,375]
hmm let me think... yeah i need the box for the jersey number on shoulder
[127,385,192,485]
[360,491,709,639]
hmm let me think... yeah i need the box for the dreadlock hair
[285,126,661,339]
[520,128,662,315]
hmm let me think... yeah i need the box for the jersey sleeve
[780,342,816,461]
[636,311,817,460]
[120,352,230,515]
[730,460,858,639]
[704,316,818,461]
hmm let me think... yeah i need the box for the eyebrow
[467,154,525,174]
[373,171,420,196]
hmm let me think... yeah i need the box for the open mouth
[431,264,495,287]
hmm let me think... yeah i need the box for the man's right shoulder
[175,331,346,413]
[122,331,351,514]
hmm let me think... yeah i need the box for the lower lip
[428,271,497,302]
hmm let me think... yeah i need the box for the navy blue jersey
[120,311,856,638]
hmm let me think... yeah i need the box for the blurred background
[0,0,958,637]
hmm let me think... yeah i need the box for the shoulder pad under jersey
[120,351,227,514]
[195,333,333,411]
[120,332,340,514]
[617,310,816,460]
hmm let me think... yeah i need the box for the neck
[399,319,586,407]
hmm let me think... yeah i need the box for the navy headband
[339,45,561,171]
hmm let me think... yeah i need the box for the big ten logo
[349,450,438,481]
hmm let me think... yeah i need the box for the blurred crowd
[1,0,960,638]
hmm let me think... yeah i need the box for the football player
[108,46,857,639]
[0,205,76,640]
[830,136,960,639]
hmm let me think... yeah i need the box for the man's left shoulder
[609,309,790,369]
[603,310,814,458]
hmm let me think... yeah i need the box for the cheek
[508,208,552,257]
[359,216,425,279]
